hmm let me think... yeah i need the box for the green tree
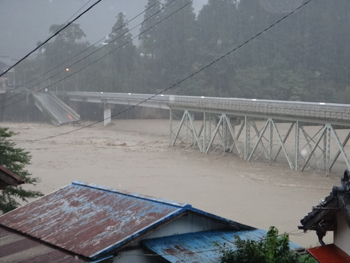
[106,12,137,92]
[37,23,90,92]
[136,0,163,93]
[155,0,197,90]
[44,23,89,67]
[233,65,270,99]
[196,0,240,97]
[139,0,162,59]
[220,226,309,263]
[0,128,43,214]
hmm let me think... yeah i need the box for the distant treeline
[15,0,350,105]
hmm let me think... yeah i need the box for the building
[0,164,24,190]
[0,56,16,88]
[0,181,301,262]
[299,169,350,262]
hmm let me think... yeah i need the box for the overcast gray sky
[0,0,207,60]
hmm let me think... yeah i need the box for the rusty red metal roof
[0,227,86,262]
[0,181,189,260]
[307,244,350,263]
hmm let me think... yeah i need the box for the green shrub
[220,226,311,263]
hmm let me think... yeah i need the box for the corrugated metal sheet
[0,227,86,263]
[142,229,302,263]
[0,181,189,260]
[307,244,350,263]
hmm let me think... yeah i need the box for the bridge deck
[67,92,350,126]
[33,92,80,126]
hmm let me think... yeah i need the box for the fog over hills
[0,0,207,59]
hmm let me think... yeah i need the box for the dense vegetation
[219,226,317,263]
[0,128,43,213]
[16,0,350,105]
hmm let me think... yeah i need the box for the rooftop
[0,227,85,263]
[300,170,350,233]
[307,244,350,263]
[142,229,302,263]
[0,165,25,190]
[299,169,350,254]
[0,181,191,260]
[0,180,255,261]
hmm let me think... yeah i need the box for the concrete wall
[334,213,350,255]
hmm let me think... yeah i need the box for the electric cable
[0,0,102,78]
[0,1,93,64]
[0,0,176,105]
[2,0,162,101]
[61,0,93,30]
[15,0,312,142]
[0,0,190,110]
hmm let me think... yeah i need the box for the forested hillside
[16,0,350,103]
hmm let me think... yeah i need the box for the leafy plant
[0,127,43,213]
[220,226,310,263]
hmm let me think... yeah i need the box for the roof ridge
[72,181,189,208]
[189,207,256,230]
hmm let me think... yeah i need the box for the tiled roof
[300,192,336,229]
[300,170,350,231]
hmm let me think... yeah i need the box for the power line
[3,0,162,101]
[0,0,177,106]
[17,0,313,143]
[0,0,189,110]
[0,1,93,68]
[61,0,93,28]
[0,0,102,78]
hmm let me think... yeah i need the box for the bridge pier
[103,104,114,126]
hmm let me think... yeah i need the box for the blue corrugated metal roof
[0,181,190,260]
[142,229,302,263]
